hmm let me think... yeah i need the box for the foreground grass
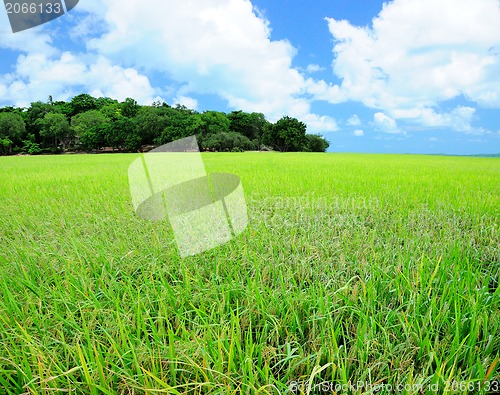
[0,153,499,394]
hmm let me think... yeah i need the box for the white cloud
[420,106,475,131]
[304,78,344,103]
[301,113,338,132]
[306,64,325,73]
[86,58,157,104]
[174,95,199,110]
[347,114,361,126]
[392,105,485,134]
[0,21,58,56]
[0,52,157,107]
[0,1,158,107]
[353,129,364,136]
[324,0,500,133]
[85,1,299,106]
[374,112,401,134]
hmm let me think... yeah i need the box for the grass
[0,152,499,394]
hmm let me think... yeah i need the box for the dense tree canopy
[71,110,110,151]
[69,94,98,117]
[0,95,330,155]
[262,116,307,152]
[0,112,25,154]
[306,134,330,152]
[39,113,72,152]
[228,111,266,141]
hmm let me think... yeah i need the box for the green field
[0,153,499,394]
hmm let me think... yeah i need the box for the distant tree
[201,131,255,151]
[120,98,140,118]
[305,134,330,152]
[228,111,267,142]
[135,106,177,145]
[52,101,72,119]
[0,112,25,154]
[151,100,170,108]
[71,110,110,151]
[95,97,119,110]
[200,111,230,136]
[21,133,42,155]
[24,101,56,139]
[247,112,268,147]
[39,113,72,152]
[105,117,141,151]
[0,106,18,113]
[155,107,203,145]
[0,138,11,155]
[69,94,97,117]
[99,103,122,121]
[262,116,307,152]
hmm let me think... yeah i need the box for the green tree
[39,113,73,152]
[24,101,55,141]
[200,111,230,136]
[155,107,203,145]
[104,117,141,151]
[201,132,255,152]
[95,97,119,110]
[228,111,267,142]
[120,98,140,118]
[0,112,25,154]
[0,106,19,113]
[52,101,72,119]
[69,94,97,117]
[71,110,110,151]
[21,133,42,155]
[262,116,307,152]
[100,103,122,121]
[305,134,330,152]
[135,106,172,145]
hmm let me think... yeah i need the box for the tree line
[0,94,330,155]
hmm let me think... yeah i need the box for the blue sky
[1,0,499,154]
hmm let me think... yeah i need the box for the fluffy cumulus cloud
[324,0,500,133]
[347,114,361,126]
[306,64,325,73]
[0,4,157,105]
[353,129,364,137]
[0,9,57,56]
[173,95,199,110]
[374,112,401,134]
[0,52,157,106]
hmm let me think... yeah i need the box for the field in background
[0,152,499,394]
